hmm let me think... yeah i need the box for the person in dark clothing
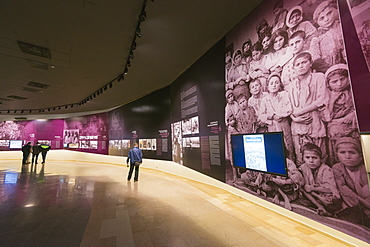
[126,143,142,182]
[22,142,32,164]
[39,143,51,164]
[31,142,41,165]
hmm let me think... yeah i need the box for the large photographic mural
[225,0,370,242]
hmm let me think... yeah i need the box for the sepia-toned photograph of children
[259,73,295,160]
[224,0,370,241]
[299,143,342,216]
[320,64,359,165]
[333,137,370,227]
[287,51,328,165]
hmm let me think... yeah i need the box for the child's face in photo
[328,74,349,92]
[294,57,311,76]
[227,116,236,126]
[234,54,242,65]
[227,93,235,103]
[273,35,285,51]
[238,97,248,110]
[268,76,281,93]
[262,36,270,50]
[303,150,321,170]
[249,81,261,95]
[243,43,251,53]
[289,10,301,27]
[317,6,336,29]
[289,36,304,55]
[336,143,362,169]
[252,50,262,61]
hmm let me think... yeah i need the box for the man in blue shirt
[126,143,142,182]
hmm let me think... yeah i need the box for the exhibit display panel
[225,0,370,243]
[231,132,288,177]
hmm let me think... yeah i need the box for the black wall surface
[170,39,226,182]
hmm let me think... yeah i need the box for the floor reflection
[0,161,357,247]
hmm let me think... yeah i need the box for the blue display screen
[231,132,288,177]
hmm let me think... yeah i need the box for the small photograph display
[63,129,79,146]
[122,140,131,149]
[182,119,192,135]
[231,132,288,177]
[190,116,199,134]
[0,140,10,147]
[9,140,23,149]
[151,139,157,151]
[146,139,152,150]
[142,139,147,150]
[139,139,143,149]
[38,140,51,145]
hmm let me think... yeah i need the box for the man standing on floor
[39,143,51,164]
[31,142,41,166]
[126,143,142,182]
[22,142,32,164]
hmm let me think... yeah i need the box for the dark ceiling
[0,0,262,121]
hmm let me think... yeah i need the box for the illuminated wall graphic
[108,87,172,160]
[63,113,109,154]
[225,0,370,242]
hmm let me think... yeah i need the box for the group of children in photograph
[225,0,370,227]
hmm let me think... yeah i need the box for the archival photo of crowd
[225,0,370,242]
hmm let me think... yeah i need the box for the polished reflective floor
[0,160,361,247]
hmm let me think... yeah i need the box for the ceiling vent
[27,81,50,89]
[14,117,28,121]
[23,87,40,93]
[27,59,49,70]
[7,95,27,100]
[17,41,51,59]
[0,97,13,101]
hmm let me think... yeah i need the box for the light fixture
[129,50,134,59]
[109,82,113,88]
[127,60,131,67]
[131,41,137,50]
[14,110,17,113]
[21,110,24,113]
[93,93,96,98]
[124,67,128,74]
[135,27,142,38]
[58,106,61,110]
[29,110,32,113]
[7,110,10,113]
[65,105,68,109]
[139,10,146,22]
[104,86,107,91]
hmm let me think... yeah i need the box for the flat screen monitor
[231,132,288,177]
[9,140,23,149]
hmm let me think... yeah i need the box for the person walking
[22,142,32,164]
[39,143,51,164]
[126,143,142,182]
